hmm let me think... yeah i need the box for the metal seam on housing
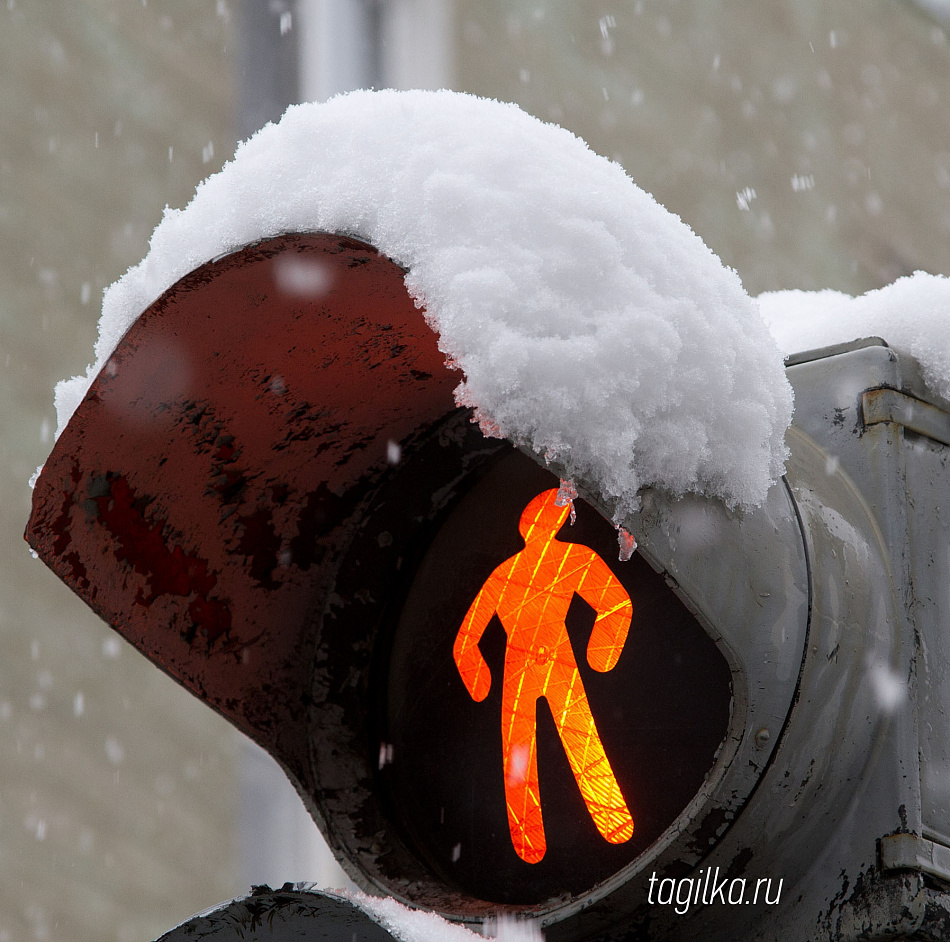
[862,387,950,448]
[784,336,889,368]
[881,833,950,883]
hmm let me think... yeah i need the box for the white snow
[54,89,793,514]
[489,915,544,942]
[758,273,950,403]
[346,892,484,942]
[347,891,543,942]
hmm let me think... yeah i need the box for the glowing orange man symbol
[453,489,635,864]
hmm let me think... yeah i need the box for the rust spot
[60,550,90,593]
[286,480,368,572]
[687,804,735,851]
[724,845,754,881]
[42,460,92,594]
[236,506,281,589]
[276,402,340,449]
[50,460,82,556]
[88,473,231,644]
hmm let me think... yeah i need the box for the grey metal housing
[525,338,950,941]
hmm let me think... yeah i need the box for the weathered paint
[26,232,457,795]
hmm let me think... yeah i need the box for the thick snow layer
[759,273,950,402]
[54,89,793,513]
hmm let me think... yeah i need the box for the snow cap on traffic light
[53,89,793,515]
[760,274,950,406]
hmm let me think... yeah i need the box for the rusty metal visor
[25,232,458,791]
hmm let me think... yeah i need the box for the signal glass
[381,450,732,905]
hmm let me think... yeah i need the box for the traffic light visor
[25,233,459,785]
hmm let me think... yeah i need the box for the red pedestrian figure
[453,488,634,864]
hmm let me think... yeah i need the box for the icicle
[555,478,577,524]
[616,525,637,561]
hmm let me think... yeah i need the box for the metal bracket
[881,833,950,883]
[862,387,950,447]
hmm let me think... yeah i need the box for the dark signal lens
[381,450,732,905]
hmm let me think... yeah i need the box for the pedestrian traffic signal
[380,454,731,905]
[26,233,950,940]
[453,487,637,867]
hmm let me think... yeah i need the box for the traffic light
[26,231,950,941]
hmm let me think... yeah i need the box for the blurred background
[2,1,950,939]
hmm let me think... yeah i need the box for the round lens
[382,450,732,905]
